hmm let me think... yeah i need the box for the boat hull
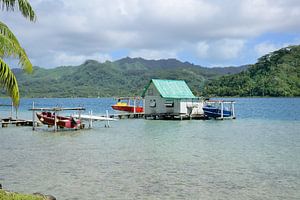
[111,105,144,113]
[36,112,80,129]
[203,106,232,118]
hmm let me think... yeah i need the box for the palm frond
[0,21,32,73]
[0,0,36,21]
[0,0,35,107]
[0,57,19,106]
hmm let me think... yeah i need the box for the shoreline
[0,184,56,200]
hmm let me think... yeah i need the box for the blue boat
[203,104,232,118]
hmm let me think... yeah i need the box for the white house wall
[180,100,204,115]
[144,83,165,114]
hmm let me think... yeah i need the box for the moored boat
[202,100,235,119]
[111,103,144,113]
[36,112,81,129]
[111,97,144,113]
[202,105,232,118]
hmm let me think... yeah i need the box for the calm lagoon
[0,98,299,199]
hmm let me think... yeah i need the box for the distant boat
[36,112,81,129]
[111,97,144,113]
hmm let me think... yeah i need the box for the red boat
[36,112,81,129]
[111,97,144,113]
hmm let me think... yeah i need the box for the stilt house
[142,79,203,119]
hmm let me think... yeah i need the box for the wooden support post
[89,110,93,128]
[79,109,82,129]
[54,111,57,132]
[220,102,224,120]
[232,102,236,119]
[10,101,13,119]
[32,102,35,131]
[79,110,82,122]
[15,109,18,120]
[133,98,136,114]
[105,110,110,128]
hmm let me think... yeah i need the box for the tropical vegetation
[204,45,300,97]
[2,45,299,98]
[0,189,44,200]
[0,0,36,106]
[9,58,247,98]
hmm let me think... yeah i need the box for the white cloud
[254,39,300,57]
[129,49,177,60]
[196,39,245,60]
[53,52,112,67]
[215,39,245,60]
[254,42,279,56]
[0,0,299,67]
[196,42,209,58]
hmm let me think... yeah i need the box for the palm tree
[0,0,36,107]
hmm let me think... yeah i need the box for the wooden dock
[1,118,40,128]
[107,113,209,120]
[144,113,208,120]
[108,113,145,119]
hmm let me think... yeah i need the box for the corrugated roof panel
[152,79,196,99]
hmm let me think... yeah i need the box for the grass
[0,190,44,200]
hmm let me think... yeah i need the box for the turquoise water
[0,98,300,199]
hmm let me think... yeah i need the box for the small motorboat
[36,112,81,129]
[202,100,235,119]
[111,97,144,113]
[203,105,232,118]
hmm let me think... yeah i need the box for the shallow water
[0,98,300,199]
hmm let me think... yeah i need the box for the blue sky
[1,0,300,68]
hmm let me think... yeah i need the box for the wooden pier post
[232,102,236,119]
[54,111,57,132]
[89,110,93,128]
[133,98,136,114]
[105,110,110,128]
[10,101,13,119]
[32,102,35,131]
[220,101,224,120]
[79,109,82,122]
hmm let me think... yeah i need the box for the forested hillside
[4,45,298,98]
[204,45,300,97]
[8,58,247,98]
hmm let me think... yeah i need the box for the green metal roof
[142,79,196,99]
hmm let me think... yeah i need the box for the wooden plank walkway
[108,113,145,119]
[106,113,209,120]
[1,118,40,128]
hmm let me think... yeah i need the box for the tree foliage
[9,58,247,98]
[0,0,36,106]
[204,45,300,97]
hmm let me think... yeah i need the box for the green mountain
[8,58,247,98]
[3,45,299,98]
[204,45,300,97]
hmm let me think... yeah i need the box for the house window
[148,89,153,95]
[150,99,156,107]
[165,100,174,107]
